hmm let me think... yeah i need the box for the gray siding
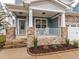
[73,3,79,12]
[33,17,58,28]
[48,17,58,28]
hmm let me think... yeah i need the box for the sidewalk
[0,47,79,59]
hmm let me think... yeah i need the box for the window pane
[71,25,76,27]
[42,25,46,28]
[66,24,69,27]
[42,20,46,28]
[78,25,79,27]
[36,19,41,25]
[42,20,46,25]
[19,20,25,29]
[36,25,41,28]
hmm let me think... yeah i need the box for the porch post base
[61,27,68,44]
[6,27,16,41]
[27,27,35,48]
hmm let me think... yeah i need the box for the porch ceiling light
[19,12,23,14]
[42,12,46,15]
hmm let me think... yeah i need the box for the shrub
[0,35,6,43]
[73,40,78,48]
[65,39,70,45]
[33,38,38,48]
[0,35,6,47]
[49,44,58,48]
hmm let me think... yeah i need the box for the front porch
[16,9,65,37]
[30,9,65,37]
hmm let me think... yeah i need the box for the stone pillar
[6,27,16,41]
[27,9,35,48]
[61,27,68,44]
[27,27,35,48]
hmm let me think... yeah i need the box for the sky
[72,0,79,7]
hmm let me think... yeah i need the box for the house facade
[1,0,79,47]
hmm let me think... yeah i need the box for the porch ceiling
[33,10,58,17]
[6,4,29,13]
[13,12,28,16]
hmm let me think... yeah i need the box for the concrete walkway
[0,47,79,59]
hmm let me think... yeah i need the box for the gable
[30,1,67,11]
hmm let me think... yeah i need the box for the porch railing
[35,28,61,36]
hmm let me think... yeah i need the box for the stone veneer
[27,27,68,47]
[61,27,68,44]
[27,27,35,48]
[37,36,62,46]
[6,27,16,41]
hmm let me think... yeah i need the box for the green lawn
[0,35,6,43]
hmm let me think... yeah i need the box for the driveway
[0,47,79,59]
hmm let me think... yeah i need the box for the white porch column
[29,9,33,27]
[61,12,66,27]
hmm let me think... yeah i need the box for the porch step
[3,38,27,48]
[16,36,27,39]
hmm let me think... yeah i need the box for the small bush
[33,38,38,48]
[50,44,58,48]
[65,39,70,45]
[0,35,6,47]
[0,35,6,43]
[73,41,78,48]
[56,44,63,48]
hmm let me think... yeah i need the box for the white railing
[35,28,61,36]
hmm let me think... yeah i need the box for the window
[77,25,79,27]
[71,25,76,27]
[35,18,47,28]
[36,19,41,28]
[66,24,69,27]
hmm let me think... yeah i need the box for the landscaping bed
[28,44,78,54]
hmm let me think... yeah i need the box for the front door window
[20,20,25,29]
[19,20,26,35]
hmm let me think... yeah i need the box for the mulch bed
[28,44,77,54]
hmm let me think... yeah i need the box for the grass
[0,35,6,43]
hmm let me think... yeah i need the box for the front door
[19,19,26,35]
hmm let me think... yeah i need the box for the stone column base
[61,27,68,44]
[6,27,16,41]
[27,27,35,48]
